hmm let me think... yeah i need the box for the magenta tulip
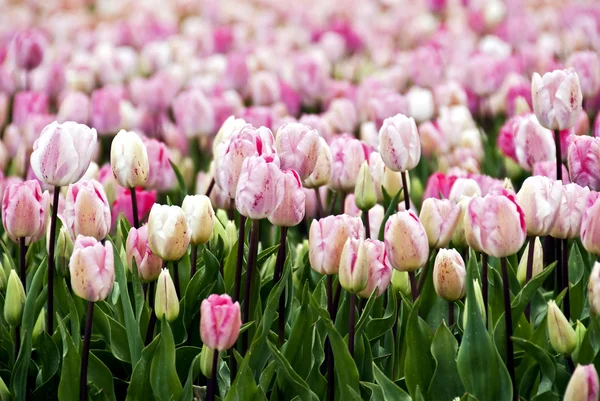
[200,294,242,351]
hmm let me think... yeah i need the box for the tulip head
[56,225,74,278]
[268,169,306,227]
[329,134,368,192]
[568,136,600,191]
[589,262,600,316]
[235,155,284,220]
[532,68,583,131]
[563,364,599,401]
[181,195,215,245]
[516,237,543,285]
[4,270,25,327]
[357,239,392,298]
[69,236,115,302]
[379,113,421,172]
[126,225,163,282]
[1,180,49,243]
[155,269,180,322]
[354,161,377,211]
[448,178,481,203]
[420,198,461,248]
[385,211,429,272]
[550,183,590,239]
[147,204,191,261]
[581,192,600,255]
[110,129,149,188]
[172,88,215,137]
[339,238,369,294]
[433,249,466,302]
[64,180,111,240]
[547,300,577,355]
[275,122,320,180]
[515,176,562,237]
[200,294,242,351]
[303,137,332,188]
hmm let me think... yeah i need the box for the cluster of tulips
[3,0,600,400]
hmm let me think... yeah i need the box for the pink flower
[112,187,157,229]
[533,161,571,184]
[566,51,600,98]
[172,88,215,137]
[568,136,600,191]
[11,29,45,71]
[532,68,583,131]
[12,91,49,128]
[385,211,429,272]
[365,90,408,130]
[69,236,114,302]
[275,122,320,180]
[64,180,111,240]
[268,170,306,227]
[289,55,328,106]
[379,114,421,172]
[57,92,90,125]
[200,294,241,351]
[329,134,368,192]
[325,98,358,134]
[357,239,392,298]
[497,115,521,160]
[581,192,600,255]
[550,183,591,239]
[126,225,162,282]
[563,364,599,401]
[279,80,301,117]
[419,198,461,248]
[410,45,444,89]
[91,85,125,135]
[142,138,176,192]
[516,176,563,237]
[235,155,284,220]
[249,71,281,106]
[514,114,556,171]
[423,172,457,200]
[433,248,466,302]
[1,180,49,243]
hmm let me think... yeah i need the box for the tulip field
[4,0,600,400]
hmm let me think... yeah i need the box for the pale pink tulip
[275,123,320,180]
[420,198,461,248]
[69,236,114,302]
[550,183,591,239]
[200,294,241,351]
[433,249,466,302]
[64,180,111,240]
[235,156,284,220]
[126,225,163,282]
[268,169,306,227]
[357,239,392,298]
[385,211,429,272]
[516,176,563,237]
[329,134,368,192]
[1,180,49,244]
[379,114,421,172]
[532,68,583,131]
[568,136,600,191]
[172,88,215,137]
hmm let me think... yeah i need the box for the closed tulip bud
[173,88,215,137]
[563,364,600,401]
[449,178,481,203]
[550,183,590,239]
[200,344,216,378]
[466,190,527,258]
[568,136,600,191]
[225,221,237,254]
[589,262,600,316]
[4,270,25,327]
[575,321,587,359]
[385,211,429,272]
[110,130,149,188]
[155,269,180,322]
[355,161,377,211]
[126,226,163,282]
[433,249,466,302]
[69,236,114,302]
[329,134,368,193]
[235,156,284,220]
[420,198,461,248]
[516,176,562,237]
[357,239,392,298]
[275,123,320,180]
[31,121,97,187]
[200,294,242,351]
[0,263,6,292]
[64,180,111,240]
[309,215,365,275]
[303,137,332,188]
[581,193,600,255]
[382,166,408,201]
[56,225,74,279]
[182,195,215,245]
[391,270,411,297]
[268,170,306,227]
[147,204,191,261]
[453,197,473,249]
[547,300,577,355]
[379,113,421,172]
[532,68,583,131]
[516,237,543,285]
[339,239,369,294]
[2,180,49,243]
[463,279,486,327]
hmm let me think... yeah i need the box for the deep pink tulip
[385,211,429,272]
[550,183,591,239]
[11,29,45,71]
[12,91,49,128]
[64,180,111,240]
[200,294,241,351]
[532,68,583,131]
[568,136,600,191]
[516,176,563,237]
[581,192,600,255]
[69,235,114,302]
[112,187,157,230]
[1,180,49,243]
[275,123,320,181]
[126,225,162,282]
[329,134,368,192]
[172,88,215,137]
[423,172,457,200]
[357,239,392,298]
[268,169,306,227]
[235,155,284,220]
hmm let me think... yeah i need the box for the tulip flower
[329,134,368,193]
[420,198,461,248]
[303,137,332,188]
[448,178,481,203]
[64,180,111,241]
[126,226,162,282]
[57,91,90,124]
[568,136,600,191]
[515,237,543,285]
[589,262,600,316]
[110,130,149,188]
[385,211,429,273]
[566,51,600,99]
[147,204,191,261]
[275,122,320,180]
[235,155,284,220]
[453,196,474,249]
[550,183,590,239]
[433,248,466,302]
[12,29,45,71]
[69,236,114,302]
[142,138,176,192]
[1,180,49,244]
[90,85,124,135]
[112,187,157,230]
[200,294,242,351]
[581,192,600,255]
[154,269,180,322]
[357,239,392,298]
[547,300,577,355]
[423,172,457,200]
[516,176,562,237]
[532,68,583,131]
[354,161,377,212]
[563,364,599,401]
[172,88,215,137]
[4,270,25,328]
[12,91,49,128]
[379,113,421,172]
[182,195,215,245]
[250,71,281,106]
[268,170,306,227]
[514,114,556,171]
[339,239,369,294]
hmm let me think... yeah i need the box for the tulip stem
[145,278,158,345]
[563,238,570,321]
[205,178,215,198]
[13,326,20,363]
[80,301,94,401]
[554,129,562,182]
[556,237,563,307]
[500,257,516,400]
[567,355,575,373]
[190,245,199,278]
[362,210,370,239]
[206,349,219,401]
[232,215,247,302]
[47,186,60,334]
[326,275,335,401]
[408,271,418,301]
[448,302,454,327]
[19,237,26,291]
[401,171,410,211]
[173,261,180,298]
[481,253,488,326]
[130,188,140,228]
[242,219,260,355]
[273,227,288,347]
[315,188,324,218]
[349,293,356,358]
[328,192,338,216]
[525,236,536,320]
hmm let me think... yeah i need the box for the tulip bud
[391,270,411,297]
[30,121,97,187]
[235,156,284,220]
[0,263,6,292]
[69,236,114,302]
[433,249,466,302]
[147,204,191,261]
[420,198,461,248]
[339,239,369,294]
[516,176,562,237]
[589,262,600,316]
[32,310,44,343]
[357,239,392,298]
[268,170,306,227]
[155,269,180,322]
[303,137,332,188]
[56,225,74,279]
[354,161,377,211]
[110,130,150,188]
[200,344,216,378]
[532,68,583,131]
[385,211,429,272]
[1,180,49,243]
[382,166,408,202]
[200,294,242,351]
[563,364,600,401]
[516,237,543,285]
[379,114,421,172]
[12,29,45,71]
[275,123,320,180]
[182,195,215,245]
[225,221,237,254]
[547,300,577,355]
[142,138,176,192]
[448,178,481,203]
[463,279,486,327]
[574,321,587,361]
[64,180,111,240]
[126,226,163,282]
[4,270,25,327]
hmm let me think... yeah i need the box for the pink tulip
[126,225,162,282]
[57,92,90,125]
[111,187,157,229]
[568,136,600,191]
[410,45,444,89]
[298,114,333,143]
[497,115,521,160]
[12,91,49,128]
[420,198,461,248]
[423,172,457,200]
[533,161,571,184]
[385,211,429,272]
[357,239,392,298]
[172,88,215,137]
[250,71,281,106]
[566,51,600,98]
[268,170,306,227]
[516,176,563,237]
[196,171,230,211]
[289,55,328,106]
[581,192,600,255]
[449,178,482,203]
[90,85,125,135]
[550,183,591,239]
[69,235,114,302]
[329,134,369,192]
[275,123,320,180]
[303,137,332,188]
[309,214,365,275]
[512,114,556,171]
[466,190,527,258]
[1,180,49,243]
[11,29,45,71]
[30,121,97,187]
[433,248,466,302]
[200,294,241,351]
[325,98,358,134]
[64,180,111,240]
[532,68,583,131]
[379,114,421,172]
[235,155,284,220]
[142,138,176,192]
[563,364,599,401]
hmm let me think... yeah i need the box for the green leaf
[169,159,187,200]
[404,298,435,399]
[267,340,319,401]
[512,337,556,395]
[225,363,267,401]
[378,189,402,241]
[283,284,315,380]
[179,353,202,401]
[0,375,10,401]
[57,317,80,401]
[88,352,117,401]
[355,289,377,337]
[150,320,182,400]
[511,261,556,322]
[36,331,60,384]
[92,304,130,362]
[428,322,465,401]
[372,363,411,401]
[126,335,161,401]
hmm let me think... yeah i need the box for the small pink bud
[69,236,114,302]
[379,114,421,172]
[1,180,49,243]
[268,170,306,227]
[419,198,461,248]
[126,225,162,282]
[516,176,562,237]
[385,211,429,272]
[200,294,241,351]
[532,68,583,131]
[275,123,320,181]
[433,249,466,302]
